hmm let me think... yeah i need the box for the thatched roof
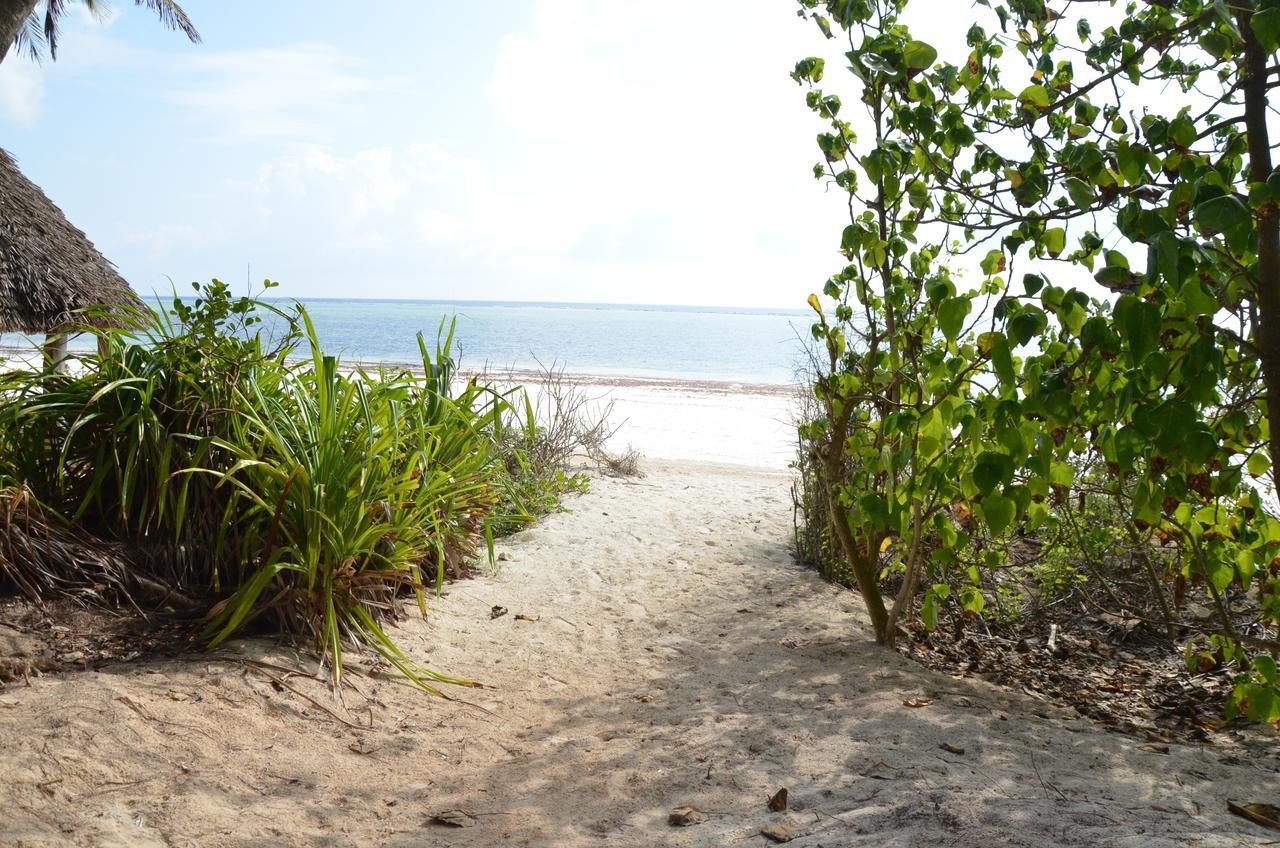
[0,148,141,334]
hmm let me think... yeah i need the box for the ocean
[2,299,813,386]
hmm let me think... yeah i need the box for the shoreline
[1,345,800,397]
[2,347,801,470]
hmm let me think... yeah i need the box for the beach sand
[1,380,1277,847]
[503,371,800,469]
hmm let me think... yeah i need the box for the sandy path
[1,461,1277,847]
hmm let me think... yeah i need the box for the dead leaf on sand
[865,761,898,780]
[902,697,933,708]
[514,613,541,622]
[431,810,478,828]
[489,606,508,620]
[348,738,378,755]
[1228,801,1280,832]
[767,787,789,812]
[761,818,802,843]
[668,805,706,826]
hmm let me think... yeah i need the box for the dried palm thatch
[0,486,199,612]
[0,147,141,335]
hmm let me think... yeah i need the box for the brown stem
[1126,524,1178,642]
[819,398,890,642]
[1238,7,1280,494]
[883,501,926,648]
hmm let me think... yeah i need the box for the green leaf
[1043,227,1066,258]
[1180,281,1217,316]
[973,451,1013,495]
[907,179,928,208]
[1063,177,1094,209]
[959,586,985,615]
[1025,501,1049,532]
[1195,195,1251,234]
[938,297,971,341]
[1018,84,1050,109]
[1200,30,1231,58]
[922,591,939,630]
[1236,549,1257,584]
[1253,7,1280,52]
[1256,655,1279,688]
[1207,558,1234,593]
[1114,295,1161,361]
[980,494,1015,536]
[977,331,1002,357]
[1149,231,1181,286]
[991,336,1015,384]
[1116,143,1145,185]
[904,40,938,70]
[1009,310,1043,346]
[791,57,826,84]
[1248,452,1272,477]
[1168,116,1196,148]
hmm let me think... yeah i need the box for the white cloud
[475,0,844,305]
[110,0,851,307]
[0,58,43,123]
[227,145,474,253]
[0,13,393,144]
[168,44,399,142]
[119,221,222,261]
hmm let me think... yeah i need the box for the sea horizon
[2,296,816,386]
[239,295,811,318]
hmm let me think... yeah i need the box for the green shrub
[0,280,570,691]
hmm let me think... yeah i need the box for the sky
[0,1,852,309]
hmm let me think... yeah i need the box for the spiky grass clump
[0,281,541,691]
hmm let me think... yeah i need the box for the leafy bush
[0,280,570,691]
[791,0,1280,719]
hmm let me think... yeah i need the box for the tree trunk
[43,328,68,372]
[826,489,890,641]
[817,393,891,642]
[0,0,39,64]
[882,504,926,649]
[1239,10,1280,494]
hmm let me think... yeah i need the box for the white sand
[2,455,1278,847]
[565,378,798,469]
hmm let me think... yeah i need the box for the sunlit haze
[0,1,859,308]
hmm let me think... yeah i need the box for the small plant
[486,361,641,536]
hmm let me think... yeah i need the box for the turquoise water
[2,299,813,385]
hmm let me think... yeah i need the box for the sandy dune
[1,460,1277,847]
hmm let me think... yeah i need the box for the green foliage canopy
[795,0,1280,720]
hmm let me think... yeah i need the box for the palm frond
[134,0,199,44]
[26,0,200,60]
[11,14,47,61]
